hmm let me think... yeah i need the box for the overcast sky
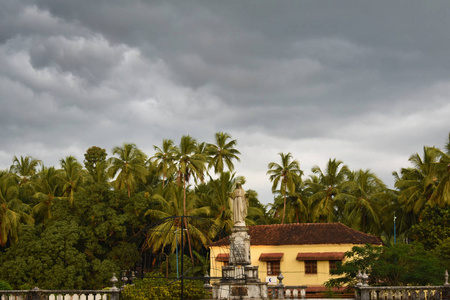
[1,0,450,204]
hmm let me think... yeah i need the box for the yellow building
[209,223,382,293]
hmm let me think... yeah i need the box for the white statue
[231,183,247,226]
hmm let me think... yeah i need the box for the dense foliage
[0,132,449,289]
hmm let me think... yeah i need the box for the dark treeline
[0,132,449,289]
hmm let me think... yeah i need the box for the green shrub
[0,280,12,290]
[122,273,210,300]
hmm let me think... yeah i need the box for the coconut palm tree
[172,135,207,263]
[0,173,33,246]
[58,156,87,206]
[379,188,413,242]
[340,170,386,234]
[202,172,235,238]
[174,136,207,216]
[267,152,302,224]
[32,166,64,224]
[10,156,41,186]
[429,134,450,207]
[207,132,241,174]
[108,143,148,197]
[270,176,310,224]
[307,158,349,222]
[144,183,210,259]
[394,146,441,215]
[151,139,177,188]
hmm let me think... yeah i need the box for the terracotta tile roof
[296,252,345,260]
[209,223,382,247]
[259,253,284,261]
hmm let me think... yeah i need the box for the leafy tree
[74,185,130,247]
[108,143,148,198]
[0,221,119,289]
[433,237,450,271]
[408,205,450,250]
[325,243,445,288]
[267,152,302,224]
[0,280,12,290]
[84,146,108,183]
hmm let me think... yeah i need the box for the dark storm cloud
[1,0,450,202]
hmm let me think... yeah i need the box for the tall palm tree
[151,139,177,188]
[144,183,210,260]
[173,135,206,263]
[201,172,236,238]
[340,170,386,234]
[174,136,207,217]
[207,132,241,174]
[379,188,413,242]
[267,152,302,224]
[58,156,87,206]
[394,146,441,215]
[108,143,148,197]
[244,188,266,225]
[10,156,41,186]
[306,158,349,222]
[429,134,450,206]
[0,173,33,246]
[32,166,63,224]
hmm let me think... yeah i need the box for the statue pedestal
[212,225,268,299]
[229,226,251,266]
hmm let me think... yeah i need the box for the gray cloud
[1,0,450,203]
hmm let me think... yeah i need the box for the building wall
[210,243,363,287]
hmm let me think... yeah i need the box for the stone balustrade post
[110,273,120,300]
[356,270,370,300]
[30,287,40,300]
[277,271,285,299]
[204,271,212,289]
[443,270,450,300]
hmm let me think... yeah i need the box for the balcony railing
[0,274,120,300]
[268,285,307,299]
[354,270,450,300]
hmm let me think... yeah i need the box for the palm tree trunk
[182,177,195,264]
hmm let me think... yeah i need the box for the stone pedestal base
[212,282,268,300]
[229,226,251,265]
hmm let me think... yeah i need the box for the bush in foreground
[122,274,210,300]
